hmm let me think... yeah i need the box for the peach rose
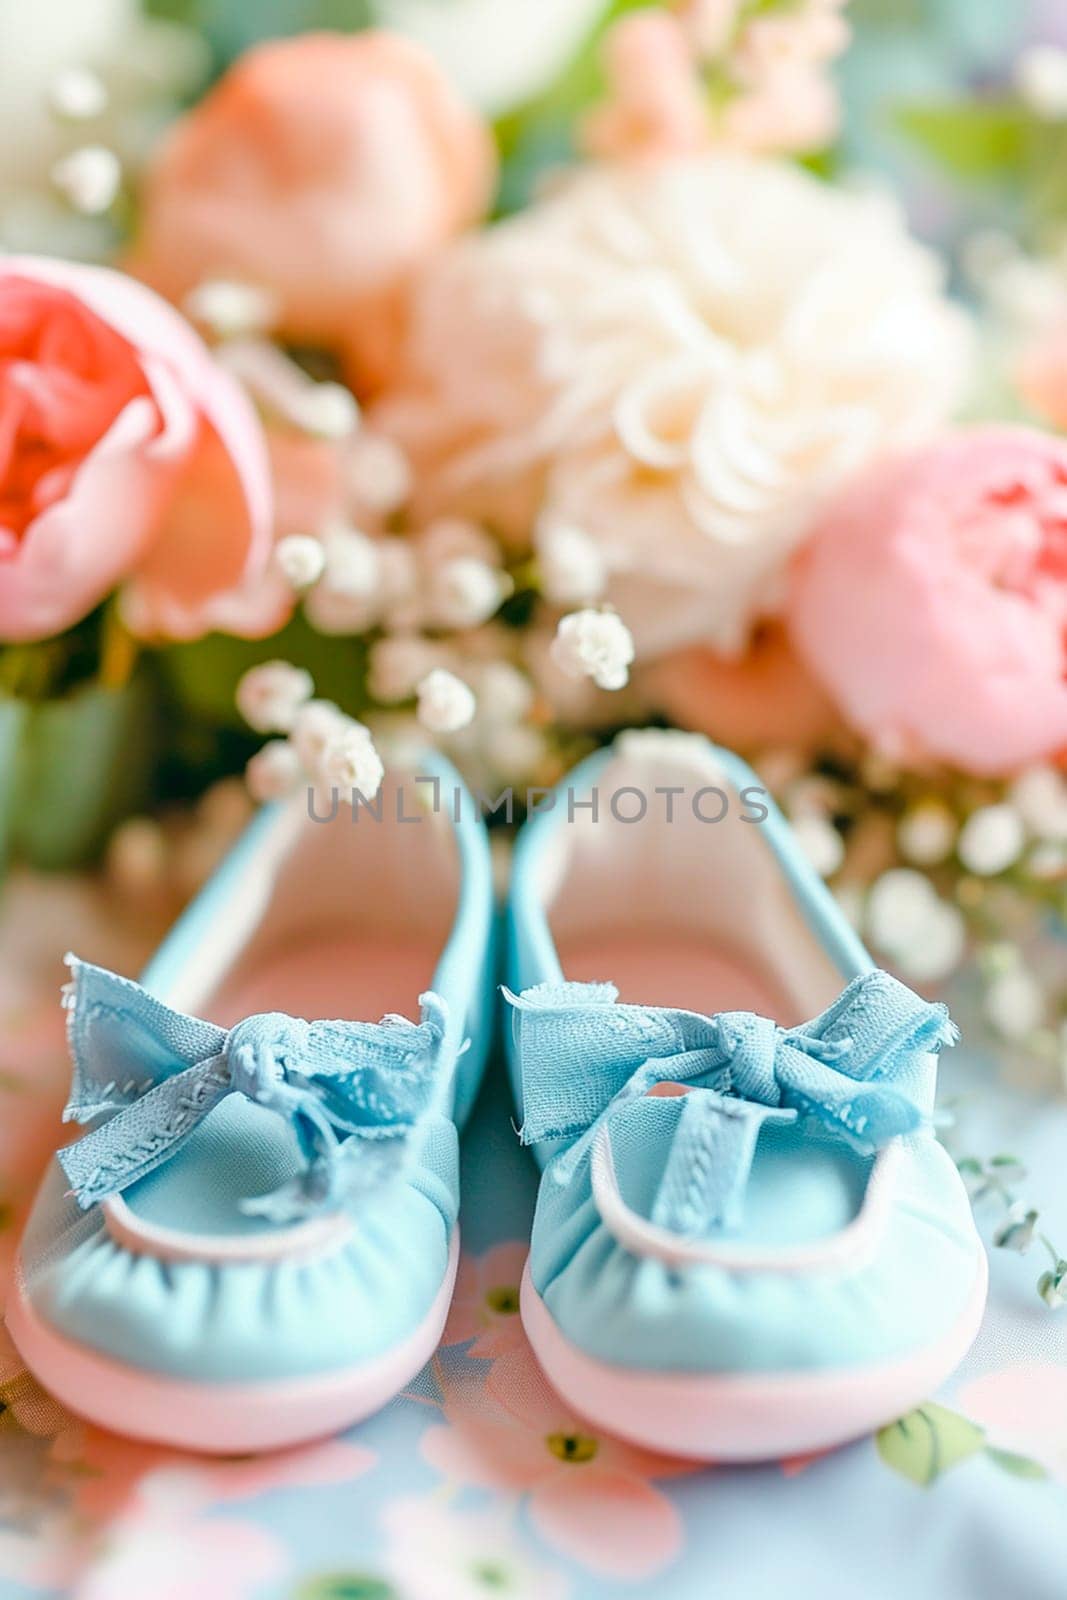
[787,427,1067,775]
[130,31,496,392]
[0,256,272,643]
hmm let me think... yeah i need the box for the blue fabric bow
[58,956,450,1221]
[504,969,956,1236]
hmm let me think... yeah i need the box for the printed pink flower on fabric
[73,1505,285,1600]
[0,256,273,643]
[67,1431,376,1524]
[957,1363,1067,1482]
[788,427,1067,775]
[422,1344,692,1580]
[380,1496,571,1600]
[443,1242,528,1358]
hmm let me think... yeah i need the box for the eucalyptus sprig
[955,1151,1066,1309]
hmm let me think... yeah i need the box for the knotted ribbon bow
[58,957,451,1221]
[504,969,956,1236]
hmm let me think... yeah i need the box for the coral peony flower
[130,31,495,392]
[787,427,1067,775]
[639,623,841,751]
[376,158,970,657]
[0,256,272,643]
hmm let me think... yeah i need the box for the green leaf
[986,1447,1047,1480]
[876,1403,987,1487]
[894,99,1027,182]
[0,696,29,876]
[492,0,651,215]
[161,613,369,730]
[0,672,159,873]
[293,1576,397,1600]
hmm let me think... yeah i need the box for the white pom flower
[320,724,385,801]
[377,158,970,655]
[236,661,314,734]
[291,699,351,770]
[957,804,1026,877]
[274,535,327,590]
[536,520,606,605]
[550,609,635,691]
[245,740,303,802]
[427,557,508,629]
[416,669,477,733]
[52,144,121,213]
[369,636,448,703]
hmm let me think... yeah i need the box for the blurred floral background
[0,0,1065,1154]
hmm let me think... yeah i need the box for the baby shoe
[7,749,494,1453]
[505,731,987,1461]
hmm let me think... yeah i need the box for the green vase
[0,671,158,873]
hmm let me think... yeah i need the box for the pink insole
[208,933,439,1029]
[558,930,800,1025]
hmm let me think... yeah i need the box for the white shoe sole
[520,1249,988,1462]
[5,1231,458,1455]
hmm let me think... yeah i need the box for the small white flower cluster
[237,662,384,807]
[550,608,635,692]
[219,340,360,440]
[864,869,966,985]
[293,514,513,645]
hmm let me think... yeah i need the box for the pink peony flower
[787,427,1067,775]
[0,256,272,643]
[421,1344,691,1580]
[130,31,496,393]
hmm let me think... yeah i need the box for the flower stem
[99,605,139,691]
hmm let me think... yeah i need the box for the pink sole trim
[5,1232,459,1455]
[520,1248,989,1462]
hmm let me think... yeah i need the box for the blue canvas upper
[17,748,495,1384]
[506,733,986,1377]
